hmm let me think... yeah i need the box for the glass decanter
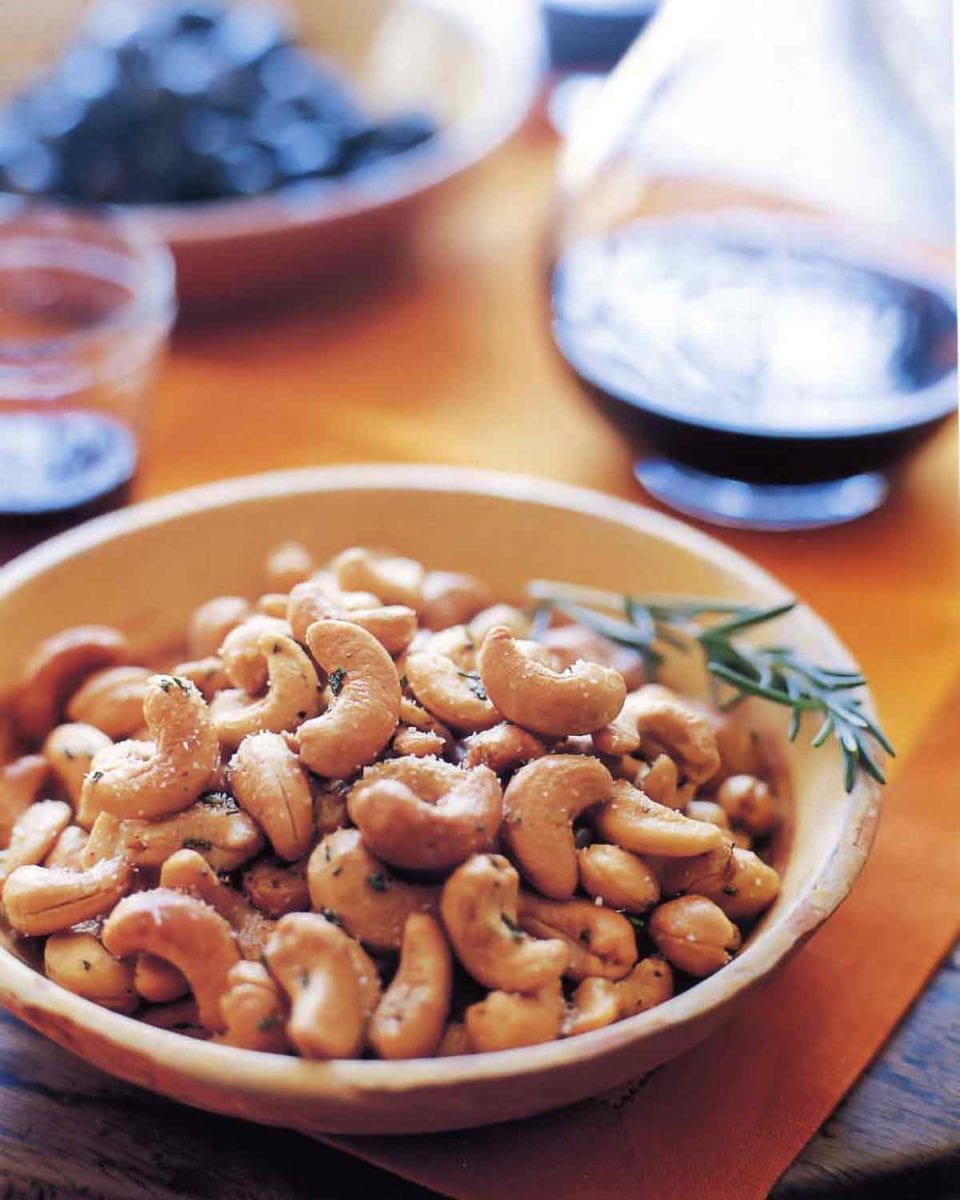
[550,0,956,530]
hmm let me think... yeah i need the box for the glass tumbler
[0,202,175,515]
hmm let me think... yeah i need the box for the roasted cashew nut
[82,796,264,874]
[595,686,720,786]
[0,755,50,846]
[44,824,89,870]
[66,666,152,739]
[288,579,416,654]
[404,652,500,733]
[312,778,349,836]
[391,725,448,758]
[542,625,647,690]
[257,593,290,618]
[348,757,502,872]
[0,799,71,894]
[288,572,380,631]
[229,732,313,861]
[332,547,424,610]
[212,634,321,751]
[264,540,314,593]
[635,754,693,811]
[264,912,381,1060]
[517,893,637,981]
[170,656,231,701]
[700,707,767,787]
[657,843,780,920]
[218,615,292,694]
[565,955,673,1035]
[714,848,780,919]
[43,724,111,814]
[469,605,531,642]
[466,980,564,1053]
[134,955,190,1004]
[139,997,204,1038]
[461,723,546,773]
[78,676,220,822]
[369,913,453,1060]
[478,626,626,737]
[307,828,439,953]
[242,855,310,918]
[439,854,568,991]
[578,843,661,913]
[716,774,778,837]
[44,931,138,1013]
[217,960,290,1053]
[420,571,493,632]
[14,625,129,742]
[424,625,476,670]
[393,697,454,758]
[563,977,620,1036]
[160,849,274,960]
[593,780,726,857]
[298,620,401,780]
[615,954,674,1017]
[189,596,252,660]
[3,856,131,936]
[502,755,612,899]
[102,888,241,1031]
[686,799,731,830]
[649,895,741,977]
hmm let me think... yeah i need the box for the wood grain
[0,948,951,1200]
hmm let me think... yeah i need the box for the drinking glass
[0,202,175,515]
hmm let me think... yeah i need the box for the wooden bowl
[0,465,882,1134]
[0,0,544,306]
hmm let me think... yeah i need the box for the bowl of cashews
[0,465,882,1134]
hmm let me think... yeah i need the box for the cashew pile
[0,544,782,1059]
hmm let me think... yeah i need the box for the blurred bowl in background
[0,0,544,307]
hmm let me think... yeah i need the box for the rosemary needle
[528,580,893,792]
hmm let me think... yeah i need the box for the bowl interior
[0,465,869,941]
[0,466,880,1132]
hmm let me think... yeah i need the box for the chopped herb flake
[158,675,191,694]
[257,1013,283,1032]
[457,671,488,702]
[367,872,388,892]
[182,837,213,852]
[198,792,239,813]
[328,667,347,696]
[501,913,524,942]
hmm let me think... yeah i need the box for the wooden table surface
[0,120,957,1197]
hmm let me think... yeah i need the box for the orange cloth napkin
[325,679,960,1199]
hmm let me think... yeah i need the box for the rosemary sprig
[528,580,892,792]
